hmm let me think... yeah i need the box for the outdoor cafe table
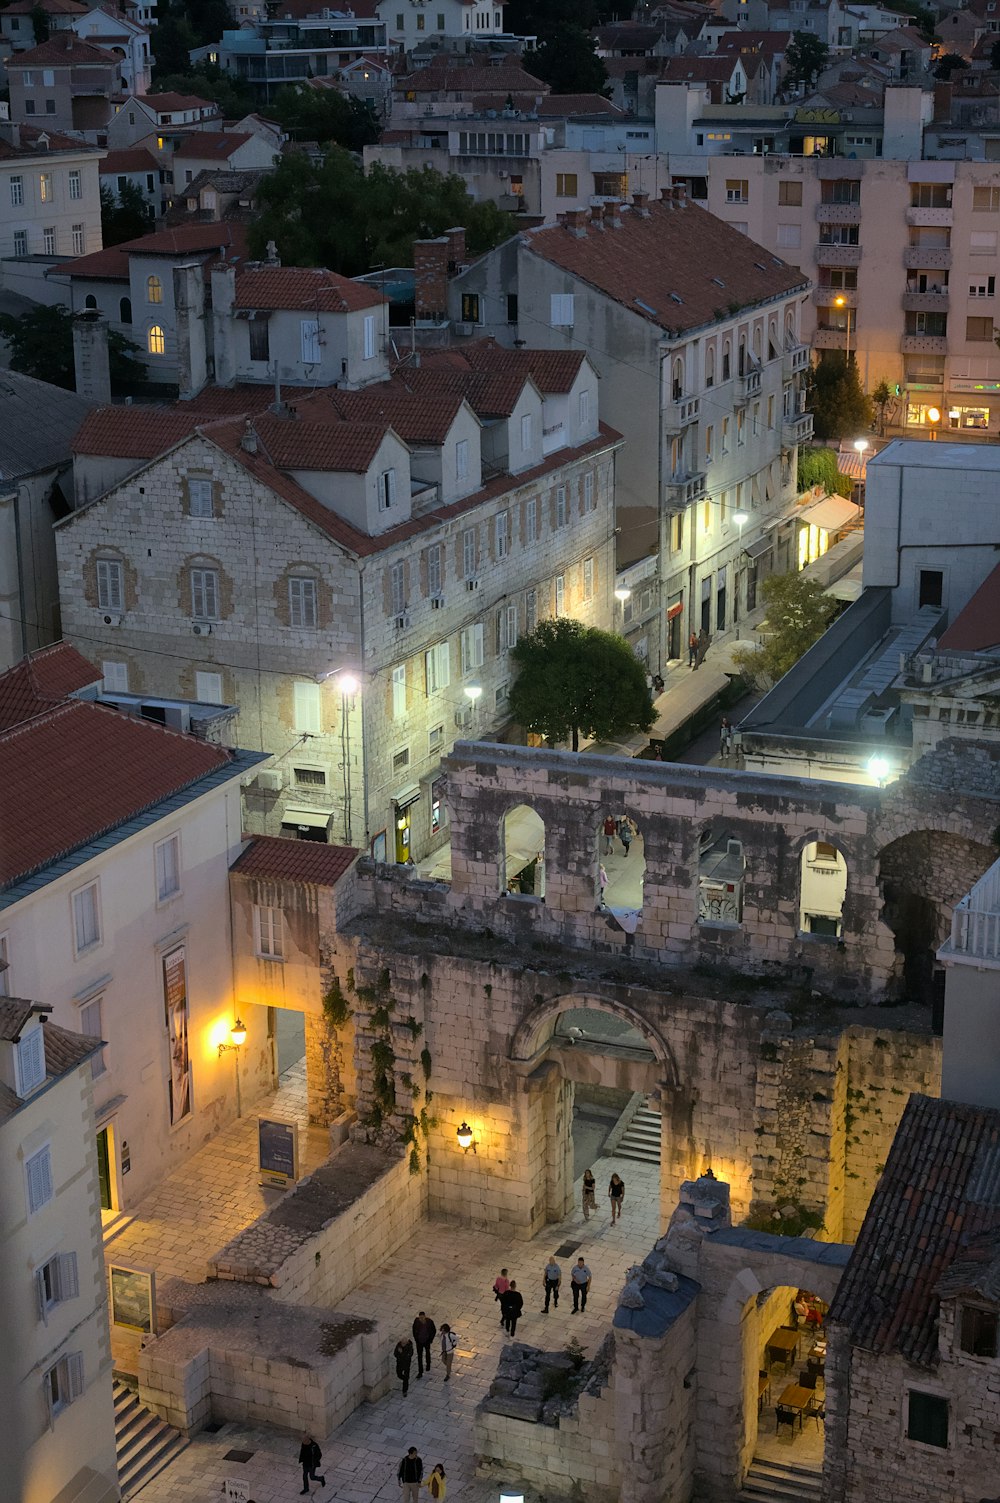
[765,1328,800,1367]
[777,1383,814,1429]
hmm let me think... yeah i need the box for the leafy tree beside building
[509,618,654,752]
[732,574,838,690]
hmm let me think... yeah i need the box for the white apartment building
[71,3,151,95]
[56,340,620,862]
[1,1002,118,1503]
[0,644,269,1214]
[378,0,506,47]
[453,191,812,670]
[0,122,103,268]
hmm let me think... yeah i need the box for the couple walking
[582,1168,625,1224]
[398,1448,446,1502]
[602,814,635,857]
[394,1312,458,1393]
[493,1269,524,1335]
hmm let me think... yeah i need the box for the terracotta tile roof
[594,22,667,48]
[57,243,131,281]
[938,561,1000,653]
[73,405,221,457]
[0,699,232,888]
[716,29,793,55]
[0,124,98,160]
[299,386,468,446]
[397,366,534,419]
[659,55,740,83]
[827,1094,1000,1367]
[137,91,217,112]
[60,222,249,279]
[439,339,587,395]
[100,147,160,174]
[0,643,101,732]
[5,34,117,66]
[175,384,278,417]
[0,1014,99,1123]
[173,131,253,160]
[537,94,624,116]
[255,413,392,473]
[5,0,88,13]
[231,834,358,886]
[525,198,807,338]
[0,999,42,1041]
[396,60,548,94]
[234,265,387,313]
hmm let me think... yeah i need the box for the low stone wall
[207,1140,426,1306]
[137,1284,379,1436]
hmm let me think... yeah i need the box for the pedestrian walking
[398,1447,423,1503]
[412,1311,437,1376]
[570,1258,592,1313]
[440,1323,457,1381]
[688,630,698,668]
[720,717,731,757]
[423,1464,447,1501]
[298,1434,325,1494]
[542,1255,561,1312]
[499,1280,523,1336]
[602,814,616,855]
[609,1173,625,1225]
[582,1167,597,1220]
[698,627,709,665]
[493,1268,510,1325]
[394,1337,414,1395]
[618,815,633,857]
[599,864,608,907]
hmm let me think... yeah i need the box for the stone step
[621,1122,661,1141]
[113,1379,188,1499]
[615,1143,661,1163]
[738,1457,823,1503]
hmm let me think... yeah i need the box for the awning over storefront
[281,808,331,829]
[798,494,861,532]
[391,784,421,810]
[744,534,772,561]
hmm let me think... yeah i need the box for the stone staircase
[738,1458,823,1503]
[614,1099,661,1164]
[114,1379,188,1498]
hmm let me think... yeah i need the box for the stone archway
[878,830,994,1001]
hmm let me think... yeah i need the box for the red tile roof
[430,339,588,395]
[137,91,218,113]
[231,834,358,886]
[827,1094,1000,1367]
[0,124,98,161]
[100,147,160,174]
[938,561,1000,653]
[173,131,253,160]
[4,0,88,13]
[396,60,548,94]
[525,197,807,338]
[234,265,387,314]
[73,406,221,457]
[0,643,101,732]
[60,221,249,279]
[659,55,740,83]
[397,366,535,419]
[255,414,392,473]
[6,34,117,65]
[0,699,232,888]
[299,387,468,446]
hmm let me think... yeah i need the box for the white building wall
[0,144,104,263]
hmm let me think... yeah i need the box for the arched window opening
[706,345,716,387]
[597,812,645,924]
[799,841,848,937]
[120,296,132,324]
[148,324,165,355]
[722,340,731,382]
[698,828,745,925]
[501,805,545,898]
[768,320,778,361]
[671,358,684,402]
[147,274,162,304]
[738,338,747,378]
[84,293,97,310]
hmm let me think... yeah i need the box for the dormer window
[378,468,396,510]
[16,1024,45,1097]
[960,1306,998,1358]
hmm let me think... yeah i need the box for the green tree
[872,378,893,437]
[524,28,609,95]
[934,52,969,80]
[796,446,853,498]
[150,7,199,78]
[249,148,511,274]
[885,0,936,42]
[783,31,830,88]
[100,181,150,247]
[731,574,838,690]
[508,618,654,751]
[806,353,873,443]
[29,3,50,43]
[0,304,144,391]
[271,85,380,150]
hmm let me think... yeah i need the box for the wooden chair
[775,1405,797,1435]
[798,1368,817,1389]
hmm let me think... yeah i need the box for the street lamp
[218,1017,247,1116]
[463,683,482,733]
[834,294,853,366]
[733,508,749,542]
[867,754,890,787]
[614,586,632,604]
[854,438,869,455]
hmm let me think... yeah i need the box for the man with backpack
[298,1433,325,1494]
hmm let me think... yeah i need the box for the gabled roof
[74,405,226,458]
[658,54,742,83]
[0,369,94,481]
[442,340,588,395]
[173,131,254,160]
[525,197,806,338]
[231,834,358,885]
[828,1094,1000,1367]
[254,414,393,473]
[6,34,117,66]
[136,90,218,113]
[0,698,233,888]
[0,1013,98,1124]
[0,124,99,160]
[938,560,1000,653]
[0,643,100,732]
[400,365,536,419]
[395,59,548,94]
[0,999,44,1042]
[4,0,88,13]
[300,386,470,446]
[234,264,386,313]
[100,146,160,174]
[59,221,249,279]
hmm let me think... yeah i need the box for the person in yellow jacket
[423,1463,446,1500]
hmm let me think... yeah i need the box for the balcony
[946,859,1000,963]
[782,342,810,379]
[900,334,948,354]
[663,393,700,432]
[735,367,762,404]
[902,289,949,313]
[905,206,953,228]
[903,245,951,270]
[815,201,862,224]
[815,243,862,267]
[813,287,857,309]
[782,411,814,447]
[813,327,851,349]
[665,469,708,507]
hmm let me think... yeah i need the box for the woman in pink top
[493,1268,510,1325]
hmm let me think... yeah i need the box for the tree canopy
[0,304,143,392]
[508,618,654,751]
[807,353,873,443]
[248,148,511,276]
[732,573,839,690]
[783,32,830,89]
[270,86,380,150]
[796,446,853,499]
[934,52,969,80]
[100,181,150,247]
[151,68,256,119]
[505,0,610,95]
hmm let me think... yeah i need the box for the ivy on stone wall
[355,964,436,1173]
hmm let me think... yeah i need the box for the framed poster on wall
[109,1264,156,1333]
[258,1117,299,1189]
[163,944,192,1125]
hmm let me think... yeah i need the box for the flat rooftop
[870,438,1000,473]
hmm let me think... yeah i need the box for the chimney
[589,204,606,229]
[264,239,280,267]
[660,185,675,209]
[603,201,624,228]
[673,181,688,208]
[632,190,650,217]
[444,225,466,273]
[413,235,450,320]
[173,261,208,402]
[240,421,258,455]
[563,208,588,238]
[72,311,112,406]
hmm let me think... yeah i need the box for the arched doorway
[596,811,646,926]
[798,840,847,937]
[501,804,545,897]
[878,830,994,1001]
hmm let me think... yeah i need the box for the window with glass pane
[191,567,219,619]
[96,558,124,612]
[288,576,317,628]
[72,883,100,953]
[155,834,180,900]
[425,641,450,693]
[10,175,23,206]
[907,1391,948,1447]
[188,478,213,517]
[462,528,477,578]
[249,317,269,362]
[254,904,283,959]
[80,996,106,1078]
[69,170,81,200]
[427,544,442,597]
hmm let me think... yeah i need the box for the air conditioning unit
[256,769,283,792]
[394,612,410,629]
[466,577,480,592]
[192,622,213,635]
[455,322,474,336]
[102,613,124,627]
[498,170,508,180]
[454,706,473,729]
[430,594,444,610]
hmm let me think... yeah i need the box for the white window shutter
[474,622,484,666]
[66,1351,84,1402]
[36,1268,47,1323]
[57,1251,79,1302]
[387,467,397,506]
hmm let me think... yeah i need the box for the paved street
[134,1150,662,1503]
